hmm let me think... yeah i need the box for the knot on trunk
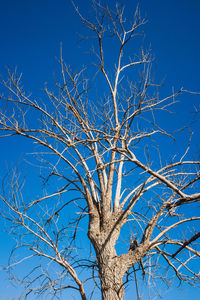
[129,236,138,251]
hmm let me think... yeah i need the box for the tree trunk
[99,257,125,300]
[88,212,126,299]
[96,232,125,300]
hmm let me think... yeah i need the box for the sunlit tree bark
[0,1,200,299]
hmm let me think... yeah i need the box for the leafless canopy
[0,1,200,299]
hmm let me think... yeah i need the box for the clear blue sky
[0,0,200,299]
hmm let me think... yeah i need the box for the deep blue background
[0,0,200,299]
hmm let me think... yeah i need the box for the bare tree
[0,2,200,299]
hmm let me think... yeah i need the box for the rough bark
[99,257,124,300]
[88,212,126,300]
